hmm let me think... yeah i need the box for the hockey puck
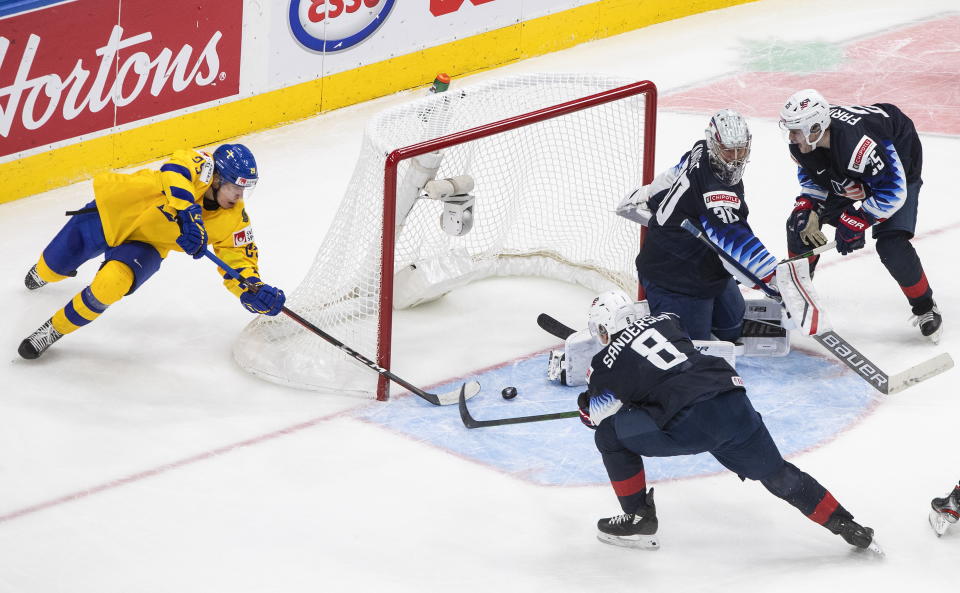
[501,386,518,400]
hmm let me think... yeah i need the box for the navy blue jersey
[790,103,922,224]
[638,140,776,297]
[587,312,745,428]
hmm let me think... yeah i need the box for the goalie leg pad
[775,259,830,335]
[556,328,603,387]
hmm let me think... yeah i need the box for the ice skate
[18,320,64,359]
[929,485,960,537]
[24,264,47,290]
[546,350,567,385]
[912,302,942,344]
[597,488,659,550]
[826,516,883,556]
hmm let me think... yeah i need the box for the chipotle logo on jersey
[848,136,876,174]
[0,0,242,158]
[702,191,742,209]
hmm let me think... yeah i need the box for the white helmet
[779,89,831,149]
[704,109,751,186]
[588,290,636,345]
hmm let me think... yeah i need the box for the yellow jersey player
[19,143,285,359]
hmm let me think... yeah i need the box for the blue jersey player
[577,291,880,554]
[636,109,777,342]
[779,89,941,343]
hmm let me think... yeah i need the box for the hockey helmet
[587,290,637,345]
[704,109,751,186]
[213,143,258,198]
[779,89,831,150]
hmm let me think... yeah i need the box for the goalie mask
[705,109,751,186]
[587,290,637,345]
[779,89,831,151]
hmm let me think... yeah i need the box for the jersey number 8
[630,328,688,371]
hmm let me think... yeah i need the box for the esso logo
[289,0,395,52]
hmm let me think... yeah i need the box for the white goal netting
[234,73,655,397]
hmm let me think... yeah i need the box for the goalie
[617,109,779,344]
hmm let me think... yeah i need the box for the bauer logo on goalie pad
[233,227,254,247]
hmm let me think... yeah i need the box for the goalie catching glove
[240,278,286,316]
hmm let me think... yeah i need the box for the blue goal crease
[352,350,874,487]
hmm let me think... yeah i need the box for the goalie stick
[679,219,953,395]
[458,385,579,428]
[203,250,480,406]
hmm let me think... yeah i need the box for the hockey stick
[779,241,836,264]
[679,219,953,395]
[537,313,576,340]
[203,250,480,406]
[458,385,579,428]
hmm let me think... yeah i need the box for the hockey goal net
[234,73,657,400]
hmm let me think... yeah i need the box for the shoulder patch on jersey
[732,376,745,387]
[703,190,742,209]
[848,135,876,174]
[233,227,254,247]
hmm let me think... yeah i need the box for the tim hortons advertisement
[0,0,242,159]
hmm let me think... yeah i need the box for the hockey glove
[577,391,597,429]
[835,204,871,256]
[787,197,827,248]
[175,204,209,258]
[240,278,286,316]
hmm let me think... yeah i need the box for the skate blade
[597,532,660,550]
[864,537,885,557]
[929,509,950,537]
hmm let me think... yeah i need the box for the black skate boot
[24,264,47,290]
[18,319,64,359]
[825,515,883,555]
[597,488,659,550]
[912,301,943,344]
[929,484,960,537]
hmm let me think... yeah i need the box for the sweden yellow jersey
[92,149,260,297]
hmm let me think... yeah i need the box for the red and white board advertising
[0,0,243,159]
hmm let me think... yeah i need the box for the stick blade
[432,380,480,406]
[537,313,576,340]
[458,385,482,428]
[887,353,955,395]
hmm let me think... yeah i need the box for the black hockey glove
[577,391,596,429]
[835,204,871,256]
[786,197,827,253]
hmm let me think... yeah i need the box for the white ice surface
[2,1,959,591]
